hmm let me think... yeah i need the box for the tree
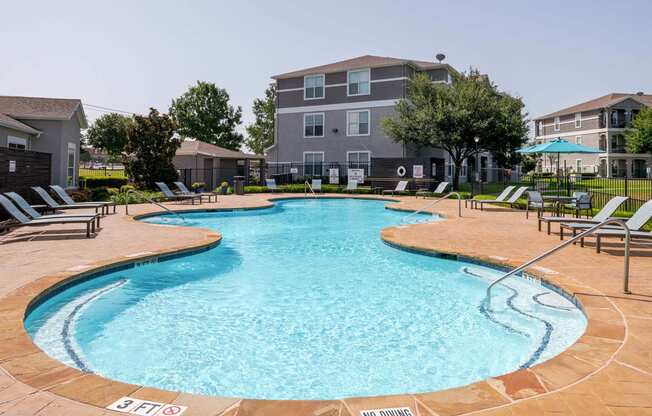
[245,84,276,155]
[170,81,243,150]
[84,113,132,158]
[125,108,180,189]
[382,70,529,189]
[625,107,652,155]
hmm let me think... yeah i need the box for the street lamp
[473,137,480,196]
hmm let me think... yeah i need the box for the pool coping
[0,195,628,416]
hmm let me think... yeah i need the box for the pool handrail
[400,192,462,223]
[485,218,631,308]
[124,189,187,222]
[304,181,316,198]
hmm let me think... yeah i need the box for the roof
[0,95,87,128]
[535,93,652,120]
[272,55,451,79]
[176,140,264,159]
[0,113,41,135]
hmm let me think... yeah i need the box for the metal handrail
[304,181,316,198]
[124,189,187,222]
[401,192,462,223]
[485,218,631,308]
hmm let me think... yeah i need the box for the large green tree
[625,107,652,155]
[84,113,132,158]
[382,70,529,189]
[245,84,276,155]
[125,108,180,189]
[170,81,243,150]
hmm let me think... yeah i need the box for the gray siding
[278,81,405,108]
[0,126,33,148]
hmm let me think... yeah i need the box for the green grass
[79,168,126,178]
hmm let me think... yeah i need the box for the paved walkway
[0,194,650,416]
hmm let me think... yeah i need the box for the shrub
[110,190,163,205]
[91,187,111,201]
[82,177,129,189]
[120,184,135,193]
[68,188,91,202]
[192,182,206,190]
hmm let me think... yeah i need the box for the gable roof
[0,113,41,135]
[0,95,87,128]
[176,140,264,159]
[535,93,652,120]
[272,55,451,79]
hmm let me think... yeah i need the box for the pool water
[25,199,586,400]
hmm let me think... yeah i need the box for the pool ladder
[304,181,316,198]
[124,189,187,222]
[400,192,462,223]
[484,218,631,309]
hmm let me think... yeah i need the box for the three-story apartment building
[533,92,652,178]
[267,55,494,182]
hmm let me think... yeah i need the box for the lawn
[79,167,126,179]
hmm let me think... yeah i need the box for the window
[610,111,618,127]
[66,142,76,187]
[304,75,324,100]
[346,110,370,136]
[554,117,560,131]
[576,136,582,145]
[7,136,27,150]
[575,113,581,128]
[303,152,324,176]
[538,121,544,136]
[575,159,582,173]
[347,151,370,175]
[303,113,324,138]
[347,69,370,96]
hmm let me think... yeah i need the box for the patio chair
[468,185,515,210]
[416,181,449,198]
[539,196,628,235]
[50,185,116,215]
[5,192,100,227]
[475,186,529,211]
[265,179,279,192]
[382,180,408,196]
[345,179,358,193]
[32,186,105,215]
[560,199,652,252]
[562,192,593,218]
[525,191,555,219]
[311,179,322,193]
[155,182,201,204]
[0,195,96,238]
[174,181,218,203]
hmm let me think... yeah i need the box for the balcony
[610,146,627,154]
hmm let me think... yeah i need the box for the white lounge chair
[538,196,628,235]
[5,192,100,227]
[311,179,322,193]
[345,180,358,193]
[265,179,279,192]
[416,181,449,198]
[475,186,529,211]
[383,180,408,196]
[155,182,201,204]
[174,181,218,203]
[468,185,515,209]
[50,185,116,214]
[33,186,106,215]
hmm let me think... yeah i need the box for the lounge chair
[525,191,555,219]
[417,181,449,198]
[475,186,529,211]
[174,181,218,203]
[265,179,279,192]
[155,182,201,204]
[0,195,96,238]
[561,199,652,252]
[5,192,100,227]
[311,179,322,193]
[383,180,408,196]
[538,196,628,235]
[50,185,116,215]
[32,186,105,215]
[467,185,515,209]
[345,180,358,193]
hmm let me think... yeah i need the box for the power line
[84,103,140,115]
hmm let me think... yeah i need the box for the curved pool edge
[0,194,628,416]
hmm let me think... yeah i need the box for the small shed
[174,140,265,189]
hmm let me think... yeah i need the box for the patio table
[542,195,576,216]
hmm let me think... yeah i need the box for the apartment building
[533,92,652,178]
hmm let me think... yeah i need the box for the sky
[2,0,651,138]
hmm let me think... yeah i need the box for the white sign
[360,407,414,416]
[290,167,298,174]
[9,160,16,173]
[107,397,187,416]
[329,168,339,184]
[412,165,423,179]
[348,168,364,184]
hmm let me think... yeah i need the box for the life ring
[396,166,406,177]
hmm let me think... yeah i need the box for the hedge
[81,177,129,189]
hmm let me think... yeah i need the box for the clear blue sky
[2,0,651,136]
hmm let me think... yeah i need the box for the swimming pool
[25,198,586,400]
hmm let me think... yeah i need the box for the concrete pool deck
[0,193,650,415]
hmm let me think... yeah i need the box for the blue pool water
[25,199,586,400]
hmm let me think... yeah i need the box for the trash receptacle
[233,176,245,195]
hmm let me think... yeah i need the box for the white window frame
[575,113,581,128]
[7,136,28,149]
[66,142,76,188]
[575,159,582,173]
[575,136,582,145]
[346,150,371,174]
[538,121,544,136]
[303,74,325,100]
[347,68,371,97]
[554,116,560,131]
[303,112,325,138]
[346,109,371,136]
[303,151,325,176]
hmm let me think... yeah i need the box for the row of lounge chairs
[155,182,219,204]
[265,178,450,196]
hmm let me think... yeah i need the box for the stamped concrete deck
[0,194,651,416]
